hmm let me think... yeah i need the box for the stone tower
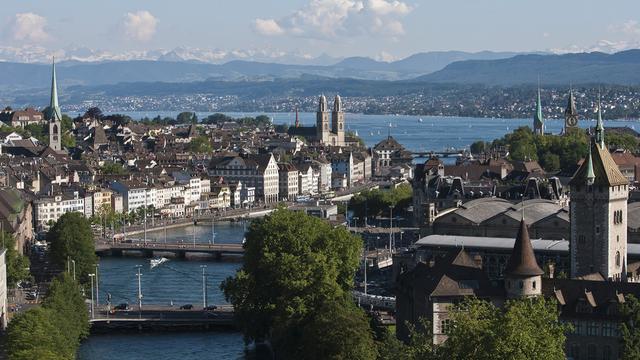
[564,88,579,133]
[568,98,629,280]
[316,95,330,144]
[504,219,544,298]
[332,95,345,146]
[533,87,544,136]
[47,58,62,151]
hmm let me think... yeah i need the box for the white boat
[418,118,424,123]
[150,257,169,269]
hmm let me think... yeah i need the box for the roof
[373,136,405,151]
[569,141,628,187]
[504,219,544,277]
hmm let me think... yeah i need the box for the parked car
[114,303,130,311]
[180,304,193,310]
[204,305,217,311]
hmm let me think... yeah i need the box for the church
[397,101,640,359]
[288,95,345,147]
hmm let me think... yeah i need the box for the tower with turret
[568,96,629,280]
[316,95,330,144]
[46,59,62,151]
[564,88,579,133]
[331,95,345,146]
[504,219,544,298]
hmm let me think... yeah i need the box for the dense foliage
[621,294,640,359]
[47,212,97,283]
[99,161,127,175]
[6,274,89,360]
[187,135,213,153]
[382,297,567,360]
[221,209,374,358]
[1,232,30,287]
[348,184,412,221]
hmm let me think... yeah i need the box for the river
[80,113,640,359]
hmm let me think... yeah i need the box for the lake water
[80,113,640,359]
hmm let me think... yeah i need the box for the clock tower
[564,89,579,133]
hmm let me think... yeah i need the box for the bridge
[90,305,235,332]
[95,241,244,259]
[411,148,469,158]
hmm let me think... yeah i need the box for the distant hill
[418,50,640,85]
[0,51,523,90]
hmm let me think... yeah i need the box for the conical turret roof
[504,219,544,277]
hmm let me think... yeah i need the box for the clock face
[567,116,578,127]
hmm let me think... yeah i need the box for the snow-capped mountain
[0,45,339,65]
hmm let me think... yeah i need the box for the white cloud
[254,0,413,39]
[10,13,50,43]
[123,11,158,42]
[254,19,284,36]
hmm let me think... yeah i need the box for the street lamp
[88,273,95,319]
[71,259,76,281]
[201,265,207,308]
[135,265,143,317]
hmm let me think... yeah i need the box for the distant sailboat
[418,118,424,123]
[354,130,359,136]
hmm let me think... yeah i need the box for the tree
[377,318,437,360]
[440,297,567,360]
[100,161,127,175]
[41,274,90,351]
[177,111,198,124]
[297,299,378,360]
[84,107,103,119]
[47,212,97,283]
[1,232,30,287]
[621,294,640,359]
[5,307,70,360]
[470,140,488,155]
[221,208,365,356]
[188,135,212,153]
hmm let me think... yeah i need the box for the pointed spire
[533,86,544,134]
[295,106,300,128]
[565,86,577,116]
[48,57,62,122]
[586,142,595,186]
[595,91,605,148]
[504,219,544,277]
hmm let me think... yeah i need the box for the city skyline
[2,0,640,62]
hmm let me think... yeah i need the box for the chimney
[547,263,555,279]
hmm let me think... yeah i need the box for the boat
[150,257,169,269]
[418,118,424,123]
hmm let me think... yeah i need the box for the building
[569,101,628,280]
[565,89,579,133]
[278,163,299,201]
[372,135,413,178]
[33,191,85,231]
[209,154,279,203]
[110,181,148,212]
[46,59,62,152]
[0,249,6,330]
[533,88,544,136]
[288,95,345,147]
[396,106,640,359]
[0,107,45,128]
[0,188,33,253]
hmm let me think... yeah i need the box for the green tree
[1,232,30,287]
[42,273,90,351]
[221,208,364,356]
[5,307,71,360]
[540,152,560,172]
[470,140,488,154]
[100,161,127,175]
[621,294,640,359]
[47,212,97,283]
[297,299,378,360]
[377,319,437,360]
[177,111,198,124]
[188,135,212,153]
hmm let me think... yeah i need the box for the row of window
[613,210,624,224]
[567,320,620,337]
[569,343,615,360]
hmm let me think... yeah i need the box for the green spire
[533,87,543,134]
[595,92,604,148]
[49,58,62,122]
[586,143,595,185]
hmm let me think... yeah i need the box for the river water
[80,113,640,359]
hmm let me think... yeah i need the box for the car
[114,303,130,311]
[25,293,36,301]
[180,304,193,310]
[204,305,217,311]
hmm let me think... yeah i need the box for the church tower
[47,58,62,151]
[504,219,543,298]
[533,87,544,136]
[316,95,330,144]
[568,97,629,280]
[564,88,579,133]
[331,95,345,146]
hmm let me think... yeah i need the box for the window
[571,344,581,360]
[532,281,536,289]
[603,345,612,360]
[441,319,452,335]
[602,322,616,337]
[596,226,600,234]
[586,322,599,336]
[616,251,621,267]
[519,281,523,289]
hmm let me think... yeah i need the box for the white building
[209,154,279,203]
[34,192,85,231]
[0,249,7,330]
[110,181,148,212]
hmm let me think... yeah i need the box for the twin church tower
[316,94,345,147]
[533,88,579,136]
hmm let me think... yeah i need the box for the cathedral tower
[504,219,543,298]
[316,95,330,144]
[568,98,629,280]
[47,58,62,151]
[331,95,345,146]
[564,88,579,133]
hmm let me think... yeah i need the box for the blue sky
[2,0,640,60]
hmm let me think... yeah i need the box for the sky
[2,0,640,61]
